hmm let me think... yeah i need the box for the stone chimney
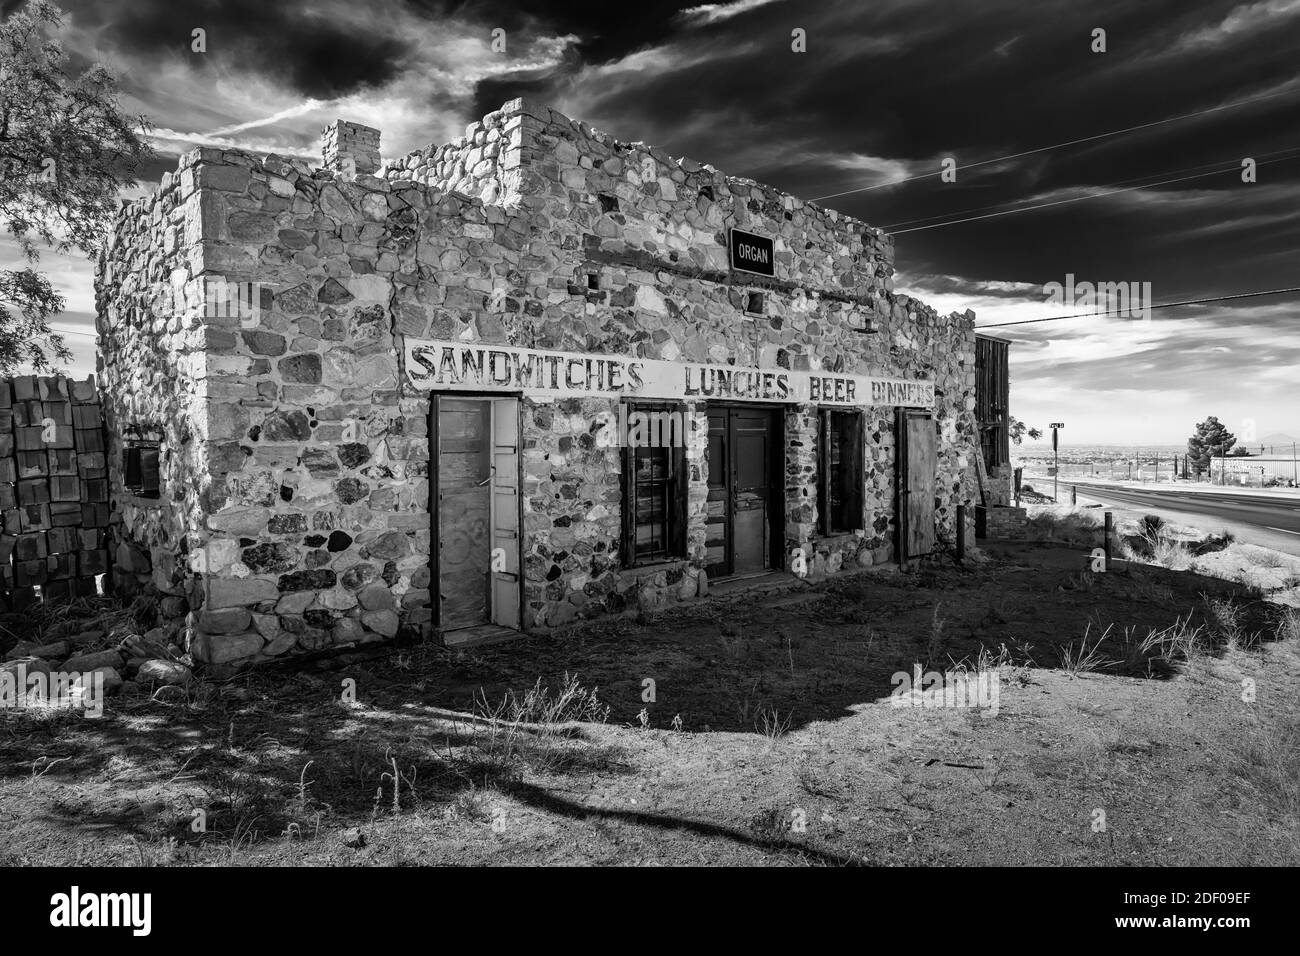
[322,120,381,179]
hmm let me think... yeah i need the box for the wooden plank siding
[975,335,1010,469]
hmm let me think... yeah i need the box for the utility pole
[1050,422,1064,504]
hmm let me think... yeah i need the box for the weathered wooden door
[898,411,936,559]
[489,398,521,628]
[434,396,521,631]
[706,406,780,578]
[436,397,492,628]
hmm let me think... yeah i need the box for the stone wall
[383,106,524,205]
[94,152,227,631]
[985,463,1014,508]
[96,97,983,668]
[386,98,978,623]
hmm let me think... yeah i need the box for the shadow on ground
[0,545,1291,863]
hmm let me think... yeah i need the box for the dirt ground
[2,545,1298,867]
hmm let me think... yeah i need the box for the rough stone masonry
[93,98,988,669]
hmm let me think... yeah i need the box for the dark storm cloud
[8,0,1298,437]
[66,0,411,98]
[524,0,1300,310]
[456,0,705,115]
[429,0,702,61]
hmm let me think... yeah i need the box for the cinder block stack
[0,375,110,610]
[983,505,1030,540]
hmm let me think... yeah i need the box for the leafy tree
[1008,416,1043,445]
[1187,416,1236,475]
[0,0,152,374]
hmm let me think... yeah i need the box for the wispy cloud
[1171,0,1300,50]
[677,0,787,26]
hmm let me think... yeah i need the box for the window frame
[817,408,865,535]
[620,401,689,567]
[123,442,161,499]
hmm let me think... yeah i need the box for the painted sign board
[728,228,775,277]
[405,339,935,408]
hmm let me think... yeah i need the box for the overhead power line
[808,85,1296,202]
[889,153,1299,234]
[975,287,1300,329]
[881,146,1300,231]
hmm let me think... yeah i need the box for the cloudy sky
[5,0,1299,446]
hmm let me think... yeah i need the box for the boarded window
[818,409,865,534]
[621,403,688,564]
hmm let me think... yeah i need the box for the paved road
[1050,482,1300,556]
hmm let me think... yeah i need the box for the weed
[796,765,846,799]
[755,705,792,739]
[1203,597,1244,649]
[1127,566,1175,604]
[736,676,761,724]
[749,806,794,842]
[445,784,497,824]
[1140,514,1166,537]
[1060,625,1118,675]
[378,748,419,815]
[1249,548,1287,569]
[470,674,611,776]
[1025,508,1102,547]
[1232,714,1300,817]
[927,601,947,665]
[475,672,611,727]
[1275,607,1300,643]
[1066,568,1096,592]
[1148,536,1191,571]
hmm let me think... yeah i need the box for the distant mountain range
[1258,433,1299,446]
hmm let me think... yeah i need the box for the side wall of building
[157,153,455,664]
[94,154,222,626]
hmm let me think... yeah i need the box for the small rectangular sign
[728,228,775,277]
[404,339,935,408]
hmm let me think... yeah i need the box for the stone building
[93,98,1008,668]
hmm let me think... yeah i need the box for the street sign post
[1050,423,1064,503]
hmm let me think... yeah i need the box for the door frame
[896,409,935,562]
[429,392,525,631]
[705,402,784,579]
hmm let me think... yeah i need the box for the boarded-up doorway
[432,395,521,632]
[897,410,936,560]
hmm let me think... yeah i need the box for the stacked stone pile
[0,595,194,703]
[0,375,111,611]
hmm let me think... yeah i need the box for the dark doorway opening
[705,404,783,579]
